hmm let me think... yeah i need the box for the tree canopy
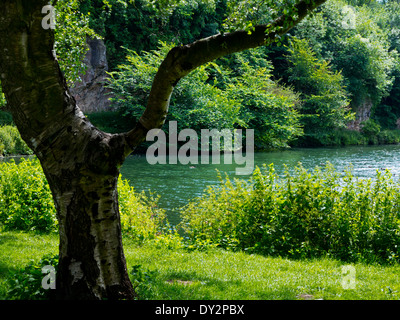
[47,0,400,148]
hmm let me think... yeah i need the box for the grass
[0,231,58,299]
[1,230,400,300]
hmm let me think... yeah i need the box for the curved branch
[122,0,327,156]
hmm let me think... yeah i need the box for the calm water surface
[120,145,400,224]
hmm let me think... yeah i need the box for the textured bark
[0,0,326,300]
[0,0,134,299]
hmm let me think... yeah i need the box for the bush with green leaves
[179,163,400,264]
[107,42,242,133]
[0,159,57,233]
[226,57,303,149]
[0,158,176,244]
[5,254,58,300]
[286,37,354,142]
[108,42,303,150]
[361,119,381,138]
[78,0,223,71]
[118,176,182,248]
[0,126,32,156]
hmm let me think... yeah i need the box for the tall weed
[180,163,400,264]
[0,126,32,156]
[0,158,176,245]
[0,159,57,233]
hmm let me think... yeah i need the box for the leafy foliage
[108,42,303,149]
[0,159,176,244]
[0,126,32,156]
[291,0,399,125]
[286,37,353,141]
[5,254,58,300]
[0,159,56,233]
[107,42,241,132]
[129,264,157,299]
[226,56,303,149]
[53,0,100,84]
[78,0,223,70]
[118,176,181,247]
[180,163,400,264]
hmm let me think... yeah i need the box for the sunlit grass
[0,230,58,299]
[123,239,400,300]
[1,231,399,300]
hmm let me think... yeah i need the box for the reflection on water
[120,145,400,224]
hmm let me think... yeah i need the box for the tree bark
[0,0,326,300]
[0,0,134,299]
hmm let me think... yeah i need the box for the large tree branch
[123,0,327,156]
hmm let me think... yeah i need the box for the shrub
[361,119,381,138]
[377,130,400,144]
[0,158,177,245]
[179,163,400,264]
[118,177,182,246]
[0,159,57,233]
[107,42,304,150]
[5,254,58,300]
[0,126,32,156]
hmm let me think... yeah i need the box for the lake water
[120,144,400,224]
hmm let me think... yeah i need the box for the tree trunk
[0,0,136,299]
[38,111,135,299]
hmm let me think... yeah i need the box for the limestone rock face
[70,38,113,113]
[347,98,373,131]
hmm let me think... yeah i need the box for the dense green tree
[371,0,400,128]
[108,42,302,149]
[294,0,398,108]
[226,56,303,149]
[286,37,353,143]
[78,0,225,70]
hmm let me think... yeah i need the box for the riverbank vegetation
[76,0,400,149]
[1,158,400,299]
[2,0,400,153]
[0,125,32,157]
[180,163,400,264]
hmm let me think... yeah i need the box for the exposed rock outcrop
[347,98,373,131]
[70,37,113,113]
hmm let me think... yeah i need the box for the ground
[1,230,400,300]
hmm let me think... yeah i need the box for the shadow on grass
[0,233,18,244]
[133,268,298,300]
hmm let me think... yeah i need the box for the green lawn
[1,231,400,300]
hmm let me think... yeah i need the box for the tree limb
[123,0,327,155]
